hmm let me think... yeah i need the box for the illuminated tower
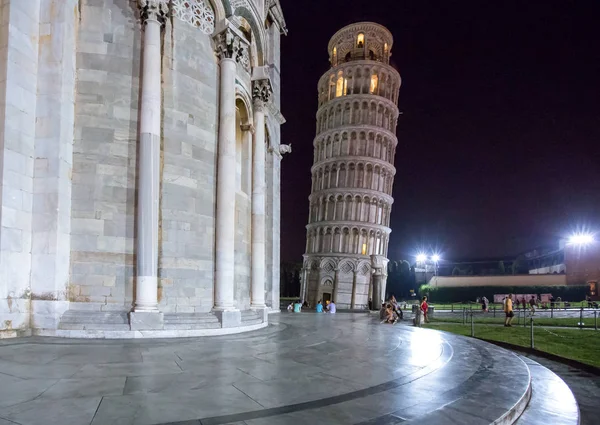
[300,22,401,309]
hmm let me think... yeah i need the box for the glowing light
[416,253,427,263]
[568,233,594,246]
[432,254,441,262]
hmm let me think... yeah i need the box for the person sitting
[293,300,302,313]
[379,303,387,320]
[384,305,397,324]
[327,300,337,314]
[302,300,309,309]
[287,302,293,312]
[316,300,323,313]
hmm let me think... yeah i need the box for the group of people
[515,296,540,312]
[379,295,430,326]
[379,295,404,324]
[287,299,336,313]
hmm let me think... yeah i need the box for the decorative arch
[338,259,355,274]
[320,258,336,273]
[233,6,265,66]
[235,85,253,120]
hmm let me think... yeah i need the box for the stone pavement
[0,313,581,425]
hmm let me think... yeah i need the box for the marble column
[333,268,340,304]
[268,143,291,309]
[300,266,308,302]
[251,77,272,309]
[350,270,358,309]
[372,272,382,309]
[134,0,169,319]
[213,27,245,314]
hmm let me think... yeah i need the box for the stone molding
[138,0,170,25]
[311,156,396,175]
[306,221,391,234]
[267,103,286,124]
[313,125,399,147]
[308,188,394,204]
[316,93,400,119]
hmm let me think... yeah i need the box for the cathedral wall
[70,0,141,308]
[0,0,41,334]
[158,18,220,313]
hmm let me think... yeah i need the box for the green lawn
[425,323,600,368]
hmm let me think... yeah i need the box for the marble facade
[0,0,288,337]
[301,23,401,310]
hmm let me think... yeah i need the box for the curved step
[515,356,579,425]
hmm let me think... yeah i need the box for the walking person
[504,294,514,327]
[420,296,429,324]
[529,295,537,315]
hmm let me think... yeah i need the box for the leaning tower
[300,22,401,310]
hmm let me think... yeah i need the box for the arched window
[370,74,378,94]
[335,73,347,97]
[357,33,364,48]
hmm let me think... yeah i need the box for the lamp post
[432,254,440,287]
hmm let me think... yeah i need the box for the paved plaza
[0,313,580,425]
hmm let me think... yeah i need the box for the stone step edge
[514,357,580,425]
[34,321,268,339]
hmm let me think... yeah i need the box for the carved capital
[252,79,273,106]
[138,0,170,25]
[214,27,249,70]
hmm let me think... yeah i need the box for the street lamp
[568,233,595,246]
[416,253,427,263]
[432,254,440,263]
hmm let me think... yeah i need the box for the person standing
[504,294,514,327]
[420,296,429,323]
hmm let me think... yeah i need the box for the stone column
[350,270,358,309]
[300,266,308,302]
[213,26,246,322]
[333,267,340,304]
[251,75,272,309]
[372,272,382,309]
[268,143,291,310]
[132,0,169,328]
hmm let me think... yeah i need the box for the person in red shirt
[420,296,429,323]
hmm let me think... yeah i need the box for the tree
[512,256,526,275]
[498,261,506,275]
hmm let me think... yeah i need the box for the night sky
[278,0,600,263]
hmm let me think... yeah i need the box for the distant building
[423,239,600,298]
